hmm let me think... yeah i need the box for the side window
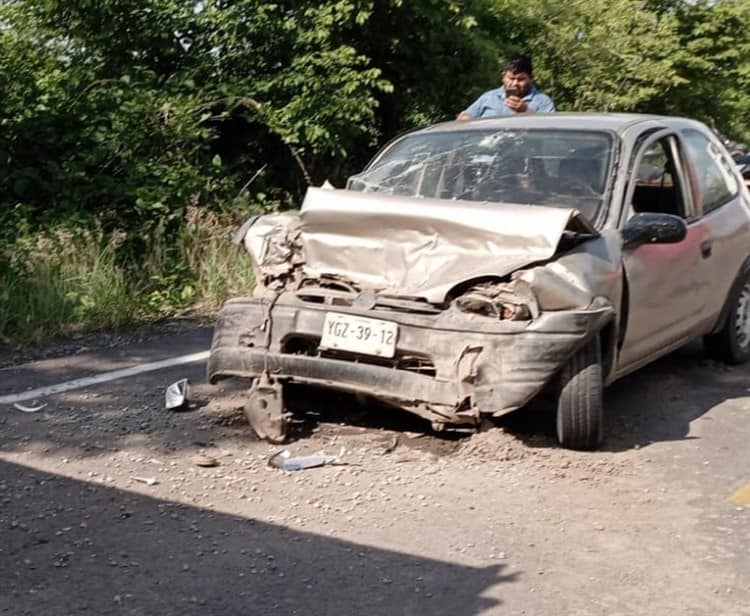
[631,137,686,218]
[683,129,738,213]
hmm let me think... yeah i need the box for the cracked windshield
[348,129,614,223]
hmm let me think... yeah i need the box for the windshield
[348,129,615,223]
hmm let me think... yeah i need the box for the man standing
[457,55,555,119]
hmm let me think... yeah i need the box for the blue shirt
[462,85,556,118]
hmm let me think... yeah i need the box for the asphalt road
[0,320,748,615]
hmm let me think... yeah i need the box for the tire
[704,272,750,365]
[556,335,604,451]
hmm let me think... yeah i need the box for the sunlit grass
[0,210,255,346]
[177,206,254,311]
[0,228,141,344]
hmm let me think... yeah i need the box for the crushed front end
[208,286,612,439]
[208,188,617,441]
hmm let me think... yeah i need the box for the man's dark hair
[504,54,533,76]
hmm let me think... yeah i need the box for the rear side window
[683,129,738,213]
[630,137,686,218]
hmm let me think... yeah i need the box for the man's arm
[456,92,487,121]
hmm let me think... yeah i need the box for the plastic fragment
[12,402,47,413]
[382,435,399,454]
[132,476,159,486]
[165,378,190,410]
[267,448,344,471]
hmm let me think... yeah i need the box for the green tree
[648,0,750,140]
[0,0,396,233]
[509,0,687,112]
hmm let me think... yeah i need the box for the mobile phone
[505,87,520,97]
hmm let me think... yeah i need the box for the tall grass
[0,228,142,344]
[177,206,254,311]
[0,210,255,346]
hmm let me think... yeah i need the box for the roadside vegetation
[0,209,253,344]
[1,0,749,345]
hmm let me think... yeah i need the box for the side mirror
[622,212,687,249]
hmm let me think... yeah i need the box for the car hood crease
[298,187,598,303]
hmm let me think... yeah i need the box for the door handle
[701,240,712,258]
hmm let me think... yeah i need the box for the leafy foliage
[515,0,750,139]
[1,0,750,341]
[517,0,687,112]
[650,0,750,138]
[3,0,748,239]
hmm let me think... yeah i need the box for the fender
[709,255,750,334]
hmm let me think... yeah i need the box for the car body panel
[700,203,750,328]
[296,187,597,303]
[617,222,712,371]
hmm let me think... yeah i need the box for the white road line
[0,350,211,405]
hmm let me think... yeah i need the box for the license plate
[320,312,398,358]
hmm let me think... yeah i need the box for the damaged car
[208,113,750,450]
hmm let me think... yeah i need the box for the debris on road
[267,448,344,471]
[165,378,190,411]
[192,453,220,468]
[132,476,159,486]
[12,402,47,413]
[382,435,399,454]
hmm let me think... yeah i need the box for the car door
[680,128,750,330]
[616,130,713,373]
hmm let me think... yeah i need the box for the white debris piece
[12,402,47,413]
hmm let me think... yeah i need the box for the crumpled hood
[294,187,597,302]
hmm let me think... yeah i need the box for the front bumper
[208,294,613,424]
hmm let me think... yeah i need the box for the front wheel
[556,335,604,451]
[704,272,750,365]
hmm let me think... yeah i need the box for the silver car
[208,113,750,449]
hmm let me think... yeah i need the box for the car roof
[412,112,704,136]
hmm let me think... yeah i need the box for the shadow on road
[601,340,748,451]
[283,339,750,454]
[496,340,750,451]
[0,459,515,616]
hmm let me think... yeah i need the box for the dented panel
[221,183,618,427]
[208,294,613,424]
[242,187,600,304]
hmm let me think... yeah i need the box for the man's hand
[456,112,473,121]
[505,95,530,113]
